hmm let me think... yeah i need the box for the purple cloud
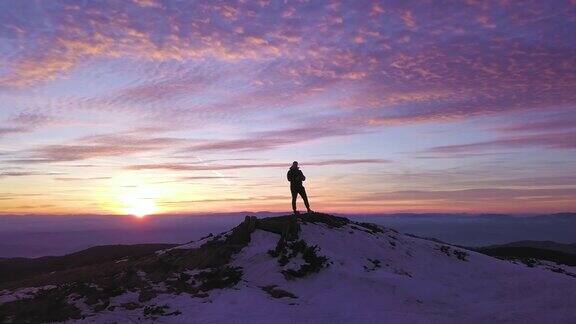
[187,126,359,152]
[0,113,56,138]
[429,131,576,153]
[498,116,576,133]
[1,1,573,129]
[0,171,63,178]
[11,132,188,163]
[359,188,576,202]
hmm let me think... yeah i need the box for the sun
[103,173,175,217]
[122,196,158,218]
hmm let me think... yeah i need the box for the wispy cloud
[0,127,29,137]
[0,171,64,178]
[126,159,389,172]
[429,131,576,153]
[497,116,576,133]
[186,126,359,152]
[359,188,576,202]
[11,132,188,163]
[0,113,56,138]
[54,177,112,182]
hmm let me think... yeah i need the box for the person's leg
[299,187,312,212]
[291,188,298,213]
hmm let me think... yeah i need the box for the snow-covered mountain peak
[1,213,575,323]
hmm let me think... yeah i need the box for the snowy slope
[2,214,575,323]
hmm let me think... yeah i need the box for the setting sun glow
[103,173,172,217]
[122,196,157,218]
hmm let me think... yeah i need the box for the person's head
[292,161,298,169]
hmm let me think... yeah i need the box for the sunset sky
[0,0,575,215]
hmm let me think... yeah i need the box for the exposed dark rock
[194,266,243,291]
[549,267,576,278]
[261,285,297,299]
[276,240,329,280]
[453,250,469,261]
[364,258,381,272]
[354,222,384,234]
[298,212,350,228]
[438,245,468,261]
[121,302,141,310]
[138,288,158,303]
[257,215,300,241]
[143,304,181,318]
[394,268,412,277]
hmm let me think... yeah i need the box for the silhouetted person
[287,161,312,214]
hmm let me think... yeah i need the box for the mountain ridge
[480,240,576,255]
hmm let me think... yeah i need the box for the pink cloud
[0,127,29,137]
[13,132,187,163]
[54,177,111,181]
[126,158,388,171]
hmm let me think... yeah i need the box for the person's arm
[287,170,292,182]
[300,170,306,181]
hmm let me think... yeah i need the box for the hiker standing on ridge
[287,161,313,214]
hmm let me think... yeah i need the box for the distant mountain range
[480,240,576,255]
[0,212,574,258]
[474,240,576,269]
[0,244,176,285]
[354,212,576,246]
[351,212,576,220]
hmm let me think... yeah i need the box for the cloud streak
[126,159,389,172]
[11,132,188,163]
[359,188,576,202]
[186,126,360,152]
[0,113,56,138]
[429,131,576,153]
